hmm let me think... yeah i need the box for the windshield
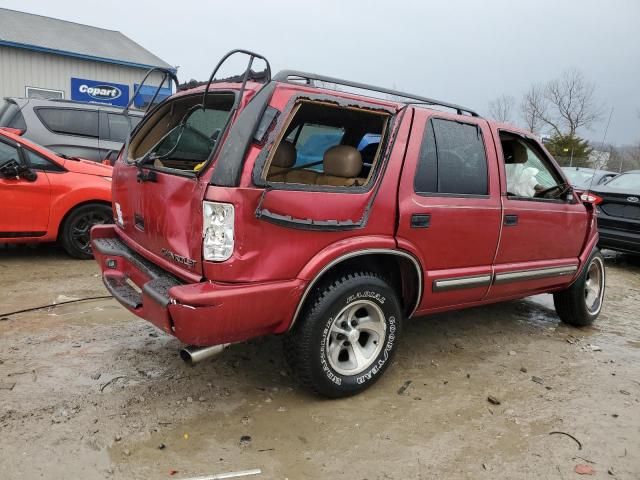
[563,169,595,187]
[130,93,234,172]
[604,172,640,191]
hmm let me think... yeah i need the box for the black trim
[410,214,431,228]
[210,82,276,187]
[0,231,47,238]
[504,214,518,226]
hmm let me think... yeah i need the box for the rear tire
[284,272,403,398]
[553,249,605,327]
[60,203,112,259]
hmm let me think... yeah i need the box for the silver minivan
[0,97,143,162]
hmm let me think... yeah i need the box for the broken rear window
[128,93,235,172]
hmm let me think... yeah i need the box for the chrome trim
[288,249,423,331]
[493,265,577,285]
[432,274,492,292]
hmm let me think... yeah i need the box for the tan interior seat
[267,141,319,185]
[316,145,366,187]
[267,141,296,182]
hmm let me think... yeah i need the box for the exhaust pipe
[180,344,229,365]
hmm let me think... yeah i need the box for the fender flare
[289,247,423,331]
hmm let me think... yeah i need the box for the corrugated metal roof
[0,8,173,70]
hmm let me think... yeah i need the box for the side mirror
[0,158,21,178]
[0,158,37,181]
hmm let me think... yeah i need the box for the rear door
[111,91,237,281]
[0,139,51,236]
[396,110,502,310]
[487,131,588,299]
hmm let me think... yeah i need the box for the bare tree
[488,95,516,123]
[520,85,545,134]
[521,69,603,136]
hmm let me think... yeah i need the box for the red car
[0,128,112,258]
[91,51,604,397]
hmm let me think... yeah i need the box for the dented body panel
[91,70,598,348]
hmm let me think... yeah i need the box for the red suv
[91,51,605,397]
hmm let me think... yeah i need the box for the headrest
[272,141,296,168]
[503,140,528,164]
[323,145,362,177]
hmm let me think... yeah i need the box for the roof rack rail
[273,70,479,117]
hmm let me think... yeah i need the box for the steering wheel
[534,183,569,199]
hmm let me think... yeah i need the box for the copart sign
[71,77,129,107]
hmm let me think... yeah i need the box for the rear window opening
[129,92,235,172]
[263,100,389,188]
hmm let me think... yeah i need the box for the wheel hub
[325,299,386,376]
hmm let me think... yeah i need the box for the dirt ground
[0,245,638,480]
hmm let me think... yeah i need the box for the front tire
[285,272,403,398]
[553,249,605,327]
[60,203,112,259]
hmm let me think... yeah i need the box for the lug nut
[341,321,347,328]
[344,341,350,346]
[351,320,358,327]
[337,333,345,340]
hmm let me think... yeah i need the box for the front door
[0,139,51,237]
[487,131,588,299]
[397,110,502,311]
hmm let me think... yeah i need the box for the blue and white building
[0,8,174,109]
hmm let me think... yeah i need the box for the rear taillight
[580,192,603,205]
[203,201,235,262]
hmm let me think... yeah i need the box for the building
[0,8,175,109]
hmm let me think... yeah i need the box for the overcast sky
[2,0,639,145]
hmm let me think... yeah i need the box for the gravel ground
[0,245,638,479]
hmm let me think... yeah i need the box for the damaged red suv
[91,50,605,397]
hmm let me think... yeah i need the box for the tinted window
[605,173,640,191]
[37,108,99,138]
[24,149,63,172]
[0,141,19,165]
[0,100,27,130]
[107,114,141,142]
[415,118,488,195]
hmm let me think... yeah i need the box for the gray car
[0,97,143,162]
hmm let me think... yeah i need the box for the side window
[24,149,64,172]
[106,114,141,142]
[500,136,562,199]
[37,108,99,138]
[414,118,488,195]
[0,141,20,165]
[263,100,389,188]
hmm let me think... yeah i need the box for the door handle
[504,214,518,226]
[410,214,431,228]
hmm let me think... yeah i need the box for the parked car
[0,97,143,163]
[581,170,640,255]
[562,166,617,191]
[91,50,604,398]
[0,128,113,258]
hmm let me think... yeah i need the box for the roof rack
[273,70,479,117]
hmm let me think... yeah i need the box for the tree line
[487,69,640,172]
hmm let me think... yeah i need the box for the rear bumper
[598,227,640,254]
[91,225,304,346]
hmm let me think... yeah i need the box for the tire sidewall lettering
[319,286,397,387]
